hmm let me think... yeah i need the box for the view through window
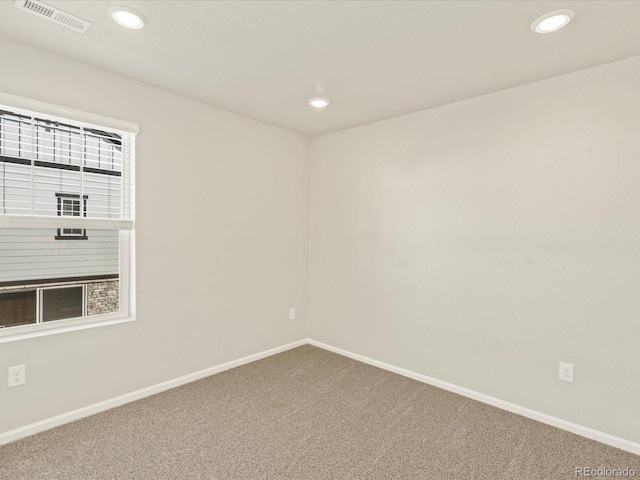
[0,101,135,333]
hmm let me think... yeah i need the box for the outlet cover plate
[559,362,574,383]
[8,364,26,387]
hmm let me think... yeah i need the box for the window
[56,193,88,240]
[0,290,36,328]
[0,94,137,339]
[40,285,85,322]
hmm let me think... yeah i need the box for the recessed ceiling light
[108,6,146,29]
[308,97,330,108]
[531,10,575,33]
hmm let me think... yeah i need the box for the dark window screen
[0,290,37,328]
[42,286,83,322]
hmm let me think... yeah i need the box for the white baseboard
[308,339,640,456]
[0,338,307,446]
[3,337,638,457]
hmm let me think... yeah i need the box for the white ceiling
[1,1,640,137]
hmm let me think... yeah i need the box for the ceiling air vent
[14,0,92,33]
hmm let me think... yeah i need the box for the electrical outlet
[289,308,296,320]
[8,364,26,388]
[558,362,574,383]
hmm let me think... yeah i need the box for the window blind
[0,104,135,230]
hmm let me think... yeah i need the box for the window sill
[0,314,135,343]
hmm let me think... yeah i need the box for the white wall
[309,56,640,444]
[0,38,309,434]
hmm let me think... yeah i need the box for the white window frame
[0,92,137,343]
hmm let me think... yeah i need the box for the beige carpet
[1,345,638,479]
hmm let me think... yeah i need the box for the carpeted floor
[1,345,638,479]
